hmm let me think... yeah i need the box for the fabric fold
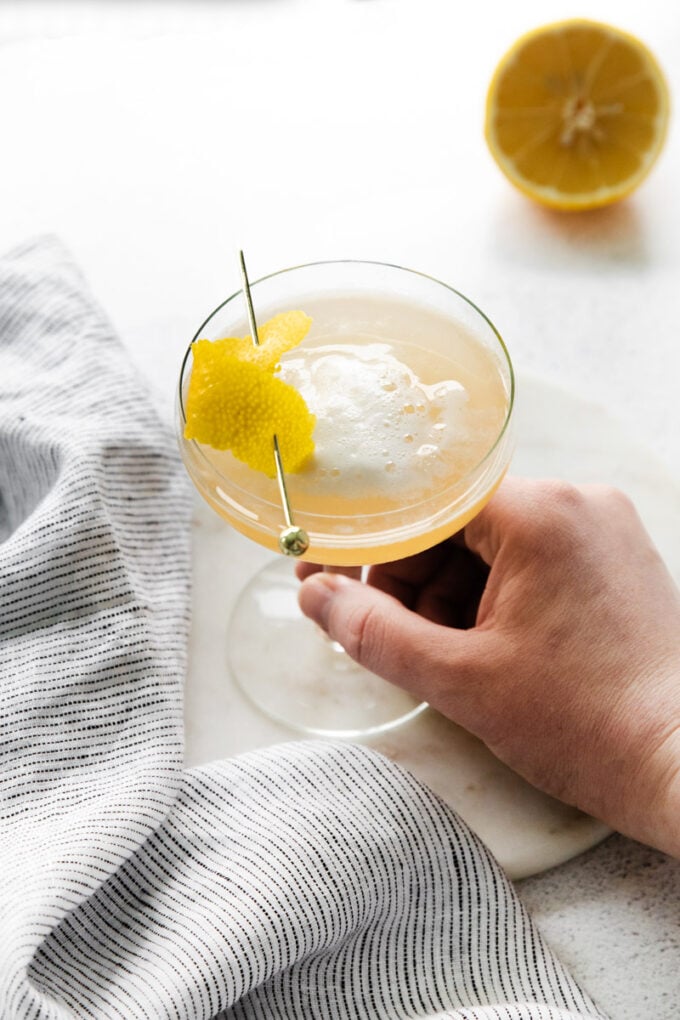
[0,236,191,1015]
[0,238,605,1020]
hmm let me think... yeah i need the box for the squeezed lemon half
[183,310,316,477]
[485,19,670,210]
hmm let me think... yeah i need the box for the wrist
[624,661,680,857]
[644,726,680,858]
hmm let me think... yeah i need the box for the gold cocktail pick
[238,250,310,558]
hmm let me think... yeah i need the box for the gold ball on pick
[278,525,310,557]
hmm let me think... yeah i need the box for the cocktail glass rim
[178,258,515,526]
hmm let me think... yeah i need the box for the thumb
[297,572,495,712]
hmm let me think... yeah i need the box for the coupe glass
[177,261,514,737]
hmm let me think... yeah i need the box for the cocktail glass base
[228,558,427,738]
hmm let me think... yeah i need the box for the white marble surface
[184,374,680,882]
[1,0,679,1016]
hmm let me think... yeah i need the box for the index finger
[461,475,548,565]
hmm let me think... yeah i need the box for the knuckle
[510,481,641,565]
[513,479,585,553]
[341,601,385,666]
[588,483,636,514]
[539,478,587,514]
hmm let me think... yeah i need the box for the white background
[1,0,678,474]
[1,1,679,1017]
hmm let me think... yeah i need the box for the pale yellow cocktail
[180,285,513,567]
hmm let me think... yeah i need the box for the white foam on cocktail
[280,342,499,500]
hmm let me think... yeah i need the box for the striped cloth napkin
[0,237,605,1020]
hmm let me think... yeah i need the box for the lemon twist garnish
[233,311,313,370]
[183,311,315,477]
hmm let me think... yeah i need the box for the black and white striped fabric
[0,237,605,1020]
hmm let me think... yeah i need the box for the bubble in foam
[280,342,495,500]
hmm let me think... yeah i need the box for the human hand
[297,478,680,857]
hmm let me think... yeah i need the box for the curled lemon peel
[183,311,315,477]
[219,310,313,372]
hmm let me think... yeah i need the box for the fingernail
[298,572,351,630]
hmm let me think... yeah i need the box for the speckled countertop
[521,837,680,1016]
